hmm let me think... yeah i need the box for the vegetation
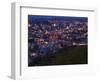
[29,45,87,66]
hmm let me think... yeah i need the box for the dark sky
[28,15,88,22]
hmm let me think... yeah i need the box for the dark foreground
[29,45,87,66]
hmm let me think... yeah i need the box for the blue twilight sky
[28,15,88,22]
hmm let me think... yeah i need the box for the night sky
[28,15,88,22]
